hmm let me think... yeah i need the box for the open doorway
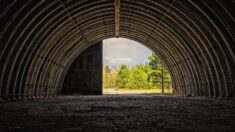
[103,38,172,95]
[62,38,172,96]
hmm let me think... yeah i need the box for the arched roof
[0,0,234,99]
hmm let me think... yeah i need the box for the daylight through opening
[62,38,172,96]
[103,38,172,95]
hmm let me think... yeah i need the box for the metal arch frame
[0,0,234,100]
[41,0,194,97]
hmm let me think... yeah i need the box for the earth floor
[0,95,235,132]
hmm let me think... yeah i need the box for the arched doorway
[62,38,173,96]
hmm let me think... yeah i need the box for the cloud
[104,57,133,64]
[103,38,153,67]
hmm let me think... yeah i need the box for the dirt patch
[0,95,235,132]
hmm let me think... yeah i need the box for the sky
[103,38,153,67]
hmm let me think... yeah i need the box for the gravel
[0,95,235,132]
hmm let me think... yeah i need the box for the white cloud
[104,57,133,64]
[103,38,153,67]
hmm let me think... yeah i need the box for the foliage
[103,53,172,92]
[147,54,171,90]
[128,64,148,88]
[103,66,110,88]
[115,64,130,88]
[103,65,117,88]
[148,53,161,69]
[148,53,162,87]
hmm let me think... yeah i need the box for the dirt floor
[0,95,235,132]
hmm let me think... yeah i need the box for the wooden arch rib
[0,0,234,100]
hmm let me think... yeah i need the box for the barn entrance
[62,38,172,96]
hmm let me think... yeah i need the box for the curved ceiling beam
[0,0,234,100]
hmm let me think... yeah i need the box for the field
[103,88,172,95]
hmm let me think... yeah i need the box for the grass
[103,88,172,95]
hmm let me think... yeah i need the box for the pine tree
[128,64,148,88]
[116,64,130,88]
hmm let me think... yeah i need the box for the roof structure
[0,0,234,99]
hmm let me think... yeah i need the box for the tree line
[103,53,172,93]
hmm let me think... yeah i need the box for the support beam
[0,0,234,99]
[146,0,176,43]
[157,0,176,27]
[58,0,90,43]
[115,0,120,37]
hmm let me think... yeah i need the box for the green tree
[144,64,154,87]
[148,53,172,93]
[128,64,148,88]
[103,53,172,92]
[148,53,162,87]
[116,64,130,88]
[109,70,117,88]
[103,65,111,88]
[162,67,172,91]
[148,53,161,69]
[103,65,118,88]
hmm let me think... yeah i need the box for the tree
[116,64,130,88]
[103,65,110,88]
[109,69,117,88]
[102,53,172,92]
[148,53,161,69]
[144,64,154,87]
[103,65,117,88]
[162,67,172,92]
[148,53,172,93]
[148,53,162,87]
[128,64,148,88]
